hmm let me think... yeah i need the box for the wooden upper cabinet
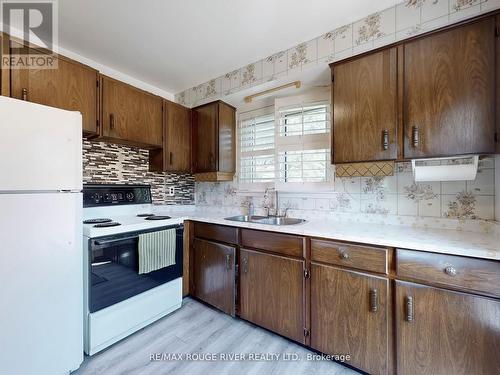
[99,75,162,148]
[150,100,192,172]
[332,48,398,163]
[0,33,10,96]
[192,102,217,172]
[193,238,236,316]
[396,281,500,375]
[9,41,99,135]
[403,17,496,158]
[311,264,389,375]
[192,100,236,178]
[239,248,305,343]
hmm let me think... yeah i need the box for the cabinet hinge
[96,80,99,88]
[96,119,100,131]
[303,269,310,279]
[495,26,500,38]
[303,328,310,337]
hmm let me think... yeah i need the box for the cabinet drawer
[311,239,388,274]
[240,229,304,258]
[396,249,500,298]
[193,222,237,245]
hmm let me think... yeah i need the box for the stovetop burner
[83,218,112,224]
[145,215,171,221]
[137,213,155,217]
[94,222,121,228]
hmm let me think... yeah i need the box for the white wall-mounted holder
[412,155,479,182]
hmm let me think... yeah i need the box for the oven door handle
[94,236,139,246]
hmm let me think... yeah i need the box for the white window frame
[237,86,334,192]
[237,105,276,192]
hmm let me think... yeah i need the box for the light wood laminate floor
[74,298,359,375]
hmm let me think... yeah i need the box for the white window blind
[276,101,331,183]
[239,113,275,183]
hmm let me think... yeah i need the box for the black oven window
[89,227,183,312]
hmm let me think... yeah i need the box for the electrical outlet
[168,187,175,196]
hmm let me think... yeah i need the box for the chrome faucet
[263,188,288,218]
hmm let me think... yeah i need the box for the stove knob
[93,193,100,204]
[126,192,135,201]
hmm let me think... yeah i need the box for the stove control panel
[83,184,152,207]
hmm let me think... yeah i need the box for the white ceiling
[59,0,397,94]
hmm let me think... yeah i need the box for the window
[239,111,275,183]
[238,88,332,190]
[276,102,331,184]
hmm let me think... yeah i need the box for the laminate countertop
[154,208,500,261]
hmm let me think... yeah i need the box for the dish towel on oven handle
[138,228,176,274]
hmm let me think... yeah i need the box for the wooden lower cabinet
[395,281,500,375]
[193,238,236,316]
[311,263,389,375]
[239,248,305,343]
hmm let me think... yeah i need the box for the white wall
[496,155,500,221]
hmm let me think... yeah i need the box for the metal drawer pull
[405,296,414,322]
[369,289,378,313]
[382,130,389,151]
[225,254,231,270]
[338,248,349,260]
[444,266,457,277]
[242,257,248,273]
[21,88,28,101]
[412,126,419,147]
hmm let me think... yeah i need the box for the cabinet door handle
[225,254,231,271]
[382,130,389,151]
[21,88,28,101]
[169,152,173,165]
[405,296,414,322]
[242,257,248,273]
[110,114,115,130]
[369,289,378,313]
[412,126,419,148]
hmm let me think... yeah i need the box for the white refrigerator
[0,97,83,375]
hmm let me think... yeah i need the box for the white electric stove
[82,184,183,355]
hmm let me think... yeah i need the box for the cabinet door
[396,281,500,375]
[239,248,305,343]
[166,101,191,172]
[193,238,235,315]
[218,102,236,173]
[10,43,98,135]
[0,33,9,96]
[333,48,397,163]
[100,75,162,148]
[192,103,218,172]
[404,18,496,158]
[311,263,389,375]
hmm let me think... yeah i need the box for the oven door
[88,225,183,313]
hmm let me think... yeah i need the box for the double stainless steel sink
[224,215,306,226]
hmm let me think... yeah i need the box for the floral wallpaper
[195,157,496,221]
[175,0,500,107]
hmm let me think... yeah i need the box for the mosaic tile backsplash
[176,0,500,107]
[82,140,195,205]
[196,157,496,221]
